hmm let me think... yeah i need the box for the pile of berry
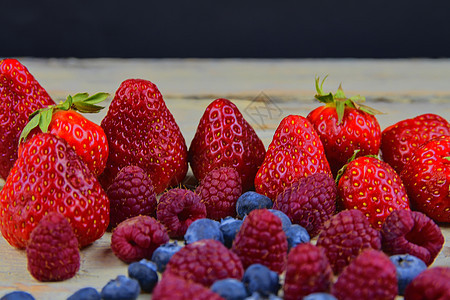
[0,58,449,300]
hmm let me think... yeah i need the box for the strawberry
[337,154,410,228]
[0,58,55,180]
[400,135,450,223]
[189,98,266,191]
[100,79,188,194]
[19,93,110,177]
[307,77,382,177]
[0,133,110,249]
[254,115,331,200]
[381,113,450,174]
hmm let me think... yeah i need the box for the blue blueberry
[67,287,101,300]
[138,258,158,273]
[244,292,282,300]
[236,191,273,218]
[128,261,159,293]
[184,218,224,244]
[100,275,140,300]
[268,209,292,232]
[219,217,243,248]
[285,224,310,250]
[242,264,280,297]
[0,291,35,300]
[211,278,249,300]
[303,293,337,300]
[390,254,427,295]
[151,241,182,273]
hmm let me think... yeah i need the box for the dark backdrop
[2,0,449,58]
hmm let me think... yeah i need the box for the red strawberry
[107,165,157,229]
[165,239,244,287]
[307,77,382,176]
[400,135,450,223]
[100,79,188,194]
[337,155,410,228]
[231,208,288,273]
[381,113,450,174]
[255,115,331,200]
[195,166,242,220]
[331,249,398,300]
[273,172,336,237]
[26,212,80,282]
[111,215,169,263]
[0,58,55,179]
[153,273,225,300]
[189,98,266,191]
[316,209,382,274]
[283,243,333,300]
[19,93,110,177]
[0,133,109,248]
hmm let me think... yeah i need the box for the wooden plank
[0,58,449,299]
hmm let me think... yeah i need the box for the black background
[2,0,449,58]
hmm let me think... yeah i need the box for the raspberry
[26,212,80,282]
[316,209,381,274]
[106,165,157,229]
[381,209,444,266]
[404,267,450,300]
[164,239,244,287]
[332,249,398,300]
[152,273,224,300]
[231,209,288,273]
[195,166,242,220]
[111,215,169,263]
[283,243,333,300]
[156,188,207,238]
[274,173,336,237]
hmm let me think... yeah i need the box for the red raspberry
[316,209,381,274]
[152,273,224,300]
[283,243,333,300]
[106,165,157,229]
[381,209,444,266]
[404,267,450,300]
[195,166,242,220]
[156,188,207,238]
[26,212,80,281]
[231,209,288,273]
[332,249,398,300]
[273,173,336,237]
[165,239,243,287]
[111,215,169,263]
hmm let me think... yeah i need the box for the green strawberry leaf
[314,76,335,104]
[19,113,41,144]
[60,95,73,111]
[38,109,53,133]
[71,93,89,102]
[335,99,346,124]
[73,102,104,113]
[83,92,109,105]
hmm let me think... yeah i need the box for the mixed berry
[0,58,449,299]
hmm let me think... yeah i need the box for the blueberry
[128,261,159,293]
[244,292,282,300]
[242,264,280,297]
[390,254,427,295]
[138,258,158,273]
[0,291,35,300]
[211,278,248,300]
[219,217,243,248]
[67,287,101,300]
[151,241,182,273]
[268,209,292,232]
[285,224,310,250]
[100,275,140,300]
[236,191,273,218]
[184,218,224,244]
[303,293,337,300]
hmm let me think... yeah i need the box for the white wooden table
[0,58,449,299]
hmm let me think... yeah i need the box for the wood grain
[0,58,449,299]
